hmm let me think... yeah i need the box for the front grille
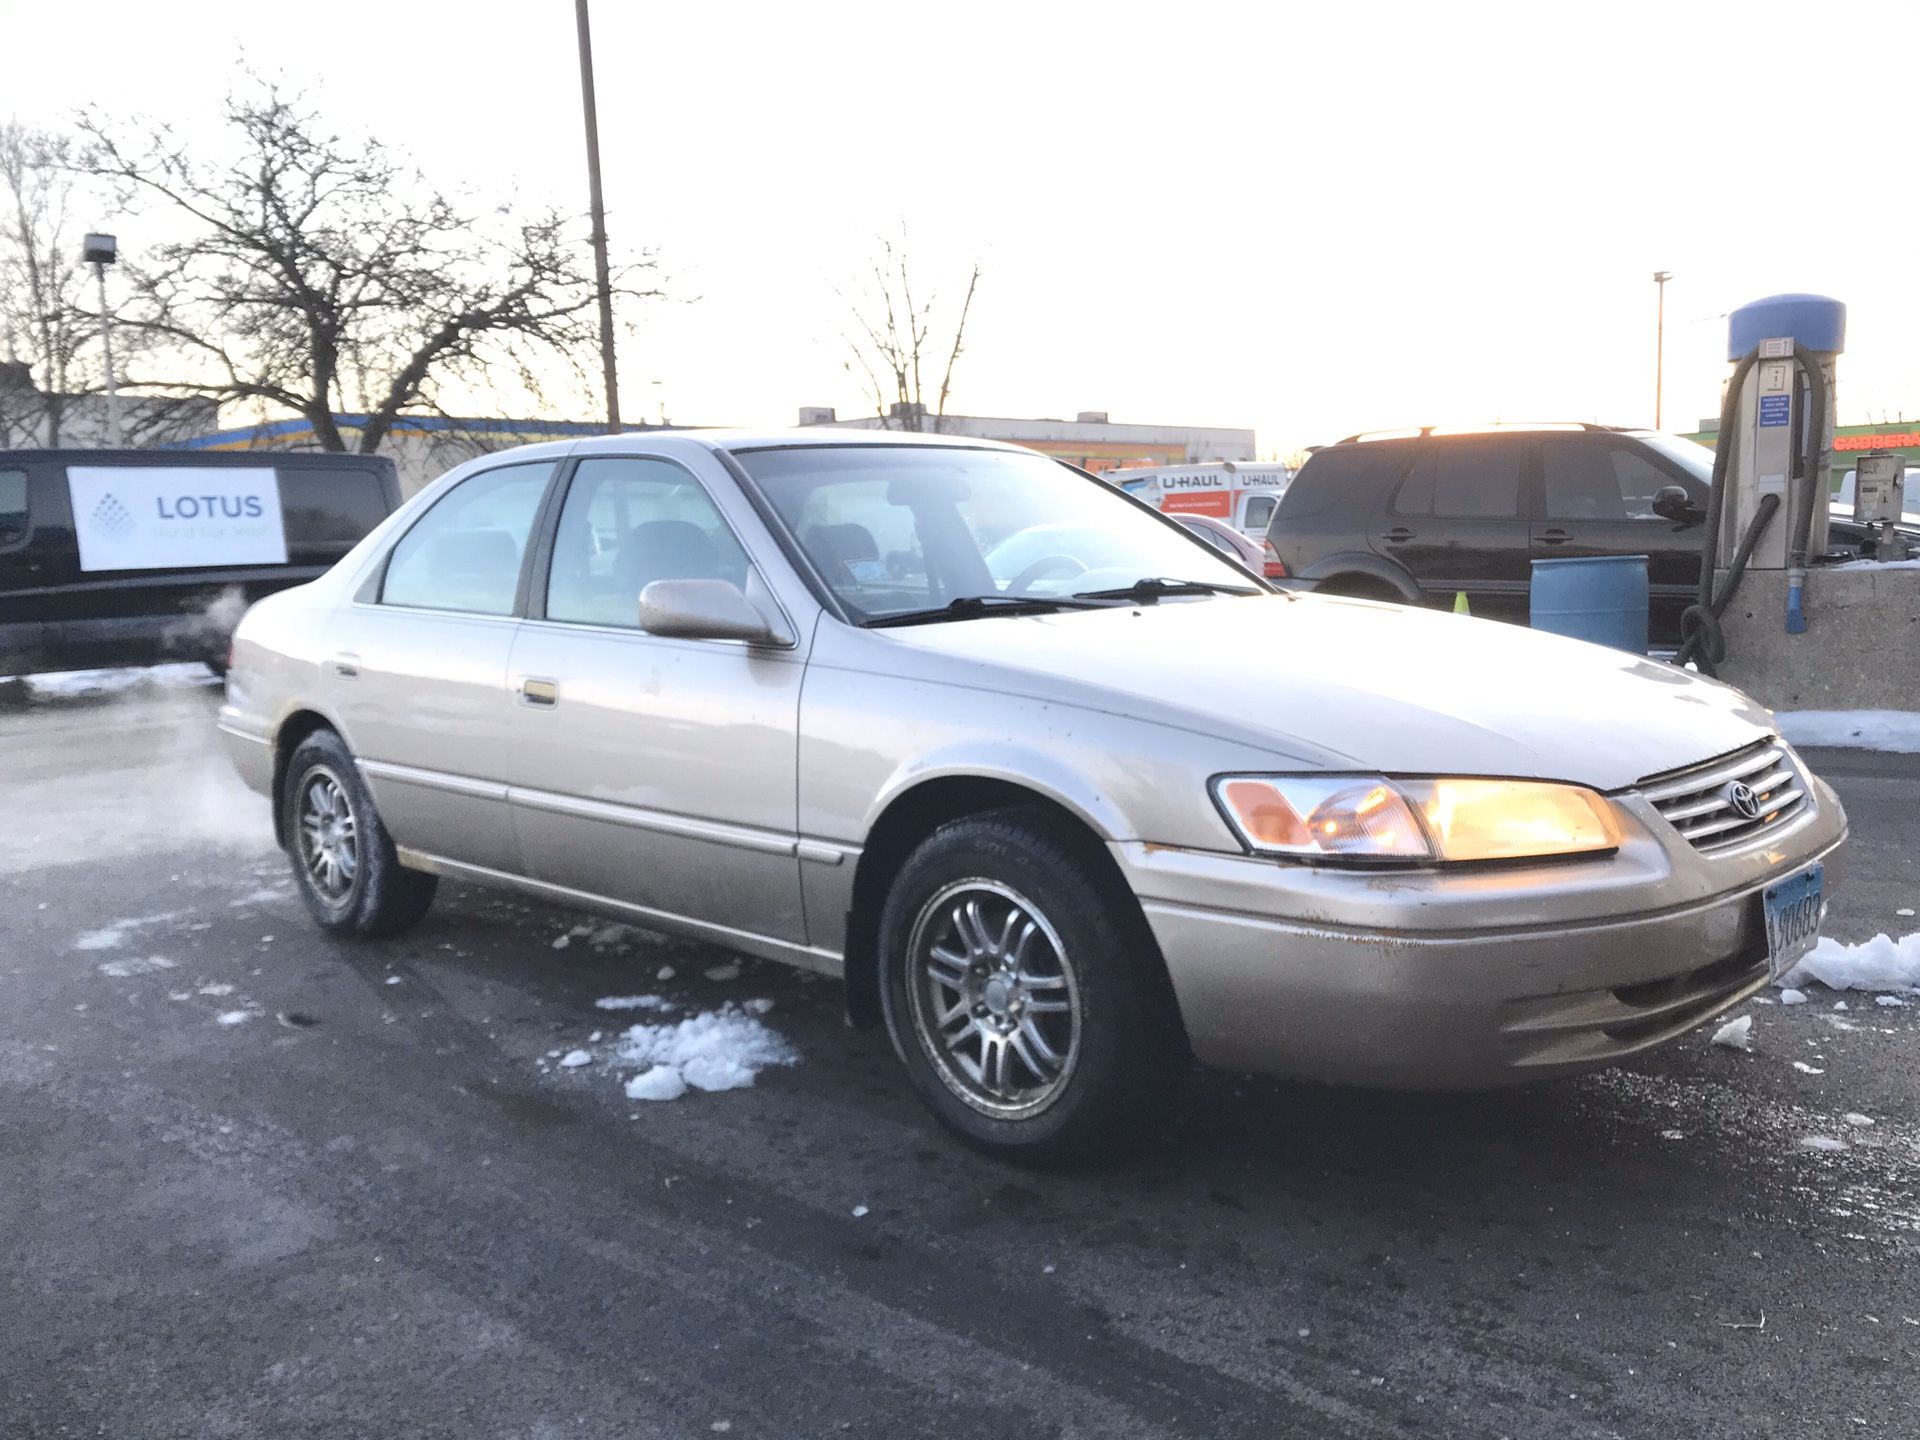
[1639,739,1808,855]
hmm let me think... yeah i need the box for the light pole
[1652,270,1672,430]
[574,0,621,434]
[83,232,121,446]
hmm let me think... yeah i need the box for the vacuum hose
[1674,344,1827,676]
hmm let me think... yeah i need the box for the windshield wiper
[865,594,1114,628]
[1070,576,1261,603]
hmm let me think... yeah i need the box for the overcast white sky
[6,0,1917,455]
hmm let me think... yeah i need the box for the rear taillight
[1263,540,1287,579]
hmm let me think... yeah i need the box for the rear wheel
[281,728,437,938]
[1313,574,1405,602]
[878,809,1184,1163]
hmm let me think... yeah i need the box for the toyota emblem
[1724,780,1762,820]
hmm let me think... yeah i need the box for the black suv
[1265,425,1740,643]
[1,449,402,677]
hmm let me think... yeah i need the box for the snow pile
[1781,930,1920,994]
[1710,1015,1753,1050]
[623,1065,688,1102]
[1775,710,1920,754]
[594,994,674,1012]
[1831,557,1920,571]
[612,1005,797,1097]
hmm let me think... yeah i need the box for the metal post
[94,261,121,447]
[1652,270,1672,430]
[574,0,620,434]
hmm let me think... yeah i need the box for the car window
[1542,441,1672,521]
[0,469,26,545]
[1242,493,1277,532]
[1278,443,1411,520]
[545,457,750,628]
[734,445,1248,621]
[380,462,554,615]
[1393,443,1524,520]
[1179,519,1238,557]
[280,467,393,561]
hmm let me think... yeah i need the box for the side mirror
[637,578,782,645]
[1651,485,1700,523]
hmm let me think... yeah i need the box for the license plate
[1762,863,1824,979]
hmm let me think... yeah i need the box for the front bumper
[1115,777,1848,1089]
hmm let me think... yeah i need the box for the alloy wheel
[905,879,1081,1118]
[297,765,359,903]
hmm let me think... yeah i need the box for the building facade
[0,361,217,450]
[801,405,1256,473]
[168,413,685,495]
[1683,417,1920,472]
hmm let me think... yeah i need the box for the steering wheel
[1006,554,1087,594]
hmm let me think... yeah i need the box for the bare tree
[76,84,657,454]
[0,121,94,446]
[841,228,980,433]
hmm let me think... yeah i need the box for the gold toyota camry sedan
[220,430,1844,1159]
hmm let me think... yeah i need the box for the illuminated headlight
[1211,775,1621,864]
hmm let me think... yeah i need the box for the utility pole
[1652,270,1672,430]
[574,0,620,434]
[84,232,122,446]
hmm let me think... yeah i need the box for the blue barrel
[1530,555,1649,653]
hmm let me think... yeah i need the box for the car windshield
[1640,432,1716,483]
[731,444,1256,622]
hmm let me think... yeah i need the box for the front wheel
[281,728,437,939]
[878,809,1184,1163]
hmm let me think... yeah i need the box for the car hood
[876,593,1776,792]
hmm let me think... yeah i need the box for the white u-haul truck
[1109,461,1291,539]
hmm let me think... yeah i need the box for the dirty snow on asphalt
[17,662,215,699]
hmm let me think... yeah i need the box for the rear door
[1374,439,1535,622]
[1534,437,1706,643]
[324,457,561,875]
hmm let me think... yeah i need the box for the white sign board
[67,466,287,572]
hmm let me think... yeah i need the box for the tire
[280,728,437,938]
[877,808,1184,1164]
[1314,575,1403,602]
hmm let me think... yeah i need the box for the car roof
[1327,423,1650,446]
[568,426,1031,458]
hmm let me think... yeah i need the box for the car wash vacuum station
[1683,293,1916,710]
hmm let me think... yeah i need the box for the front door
[1534,437,1707,646]
[1375,438,1535,623]
[324,458,559,875]
[503,454,809,945]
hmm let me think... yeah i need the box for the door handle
[332,652,360,679]
[1538,529,1571,546]
[1381,528,1414,544]
[519,677,559,708]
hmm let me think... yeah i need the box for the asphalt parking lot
[2,674,1916,1440]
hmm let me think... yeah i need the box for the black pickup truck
[0,449,402,677]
